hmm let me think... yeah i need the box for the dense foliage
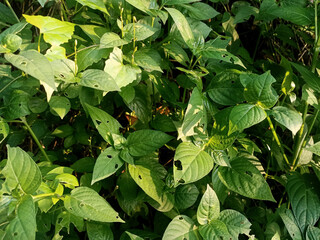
[0,0,320,239]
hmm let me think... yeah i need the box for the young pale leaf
[23,15,75,46]
[240,71,278,109]
[86,222,114,240]
[279,208,302,240]
[128,160,174,212]
[162,215,199,240]
[286,173,320,234]
[0,118,9,143]
[2,146,42,194]
[64,187,124,222]
[5,195,36,240]
[181,87,206,137]
[165,8,195,49]
[75,0,109,15]
[197,185,220,225]
[218,157,275,201]
[174,142,214,186]
[100,32,129,48]
[306,142,320,156]
[229,104,266,134]
[175,184,199,210]
[85,103,122,144]
[104,47,141,89]
[80,69,120,92]
[217,209,252,238]
[127,129,173,156]
[49,96,71,119]
[92,147,124,184]
[271,106,302,135]
[5,50,56,100]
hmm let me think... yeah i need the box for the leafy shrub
[0,0,320,239]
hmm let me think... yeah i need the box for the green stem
[32,192,57,201]
[0,75,23,95]
[20,117,51,162]
[5,0,19,23]
[265,111,291,168]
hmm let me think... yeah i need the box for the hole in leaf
[230,58,234,64]
[245,171,253,177]
[80,203,84,207]
[69,207,72,210]
[18,103,22,107]
[59,73,65,78]
[96,120,102,125]
[183,238,187,240]
[116,216,119,218]
[179,217,183,220]
[94,84,99,88]
[240,221,244,224]
[106,120,109,123]
[222,54,226,58]
[138,175,142,180]
[178,179,185,184]
[64,92,69,97]
[107,155,112,158]
[13,232,18,236]
[231,80,235,84]
[115,164,118,168]
[219,60,223,63]
[174,160,183,170]
[20,61,27,65]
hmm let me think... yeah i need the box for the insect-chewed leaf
[64,187,124,223]
[162,215,199,240]
[2,145,42,194]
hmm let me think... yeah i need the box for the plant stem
[311,0,320,72]
[5,0,19,23]
[0,75,23,95]
[265,111,291,167]
[20,117,51,162]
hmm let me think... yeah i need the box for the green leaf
[217,209,251,238]
[0,118,9,143]
[4,90,30,120]
[218,157,275,201]
[56,173,79,189]
[64,187,124,222]
[174,142,214,186]
[197,185,220,225]
[54,211,84,239]
[286,173,320,234]
[2,146,42,194]
[75,0,109,15]
[128,158,174,212]
[0,34,22,53]
[28,97,48,113]
[80,69,120,92]
[123,23,158,42]
[162,215,199,240]
[229,104,266,134]
[49,96,71,119]
[292,63,320,93]
[163,0,200,5]
[271,106,302,135]
[5,50,56,100]
[181,2,219,21]
[100,32,129,48]
[104,47,141,89]
[274,6,313,26]
[279,208,302,240]
[165,8,195,49]
[181,87,206,137]
[85,103,122,144]
[92,147,124,184]
[0,2,18,24]
[306,142,320,156]
[240,71,278,109]
[209,108,238,150]
[134,48,162,72]
[77,46,111,72]
[199,220,229,240]
[232,1,258,24]
[86,222,113,240]
[127,129,173,157]
[207,72,245,106]
[51,59,78,83]
[162,41,190,67]
[23,14,75,46]
[306,226,320,240]
[175,184,199,210]
[5,195,36,240]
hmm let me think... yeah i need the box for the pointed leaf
[75,0,109,15]
[306,226,320,240]
[229,104,266,134]
[272,106,302,135]
[2,146,42,194]
[197,185,220,225]
[306,141,320,156]
[64,187,124,222]
[127,129,173,157]
[23,14,75,46]
[49,96,71,119]
[218,157,275,201]
[86,222,114,240]
[199,220,229,240]
[5,195,36,240]
[291,63,320,93]
[174,142,214,186]
[123,23,158,42]
[92,147,124,184]
[175,184,199,210]
[80,69,120,92]
[134,48,163,72]
[279,208,302,240]
[100,32,129,48]
[240,71,278,109]
[162,215,199,240]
